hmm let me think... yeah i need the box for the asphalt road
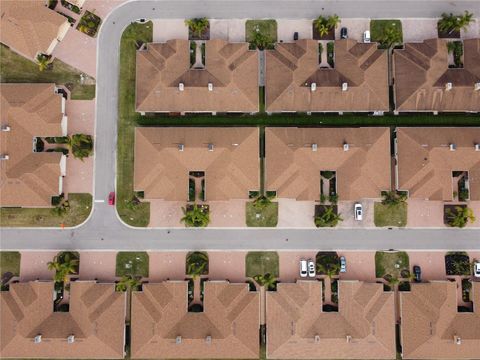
[1,0,480,251]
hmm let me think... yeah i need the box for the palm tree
[67,134,93,160]
[250,31,274,50]
[446,206,476,228]
[314,207,343,227]
[317,261,341,278]
[47,253,79,283]
[314,15,340,37]
[185,18,209,38]
[253,273,277,291]
[381,190,407,206]
[186,251,209,279]
[439,11,474,35]
[115,275,141,292]
[181,204,210,227]
[36,54,50,72]
[326,15,341,30]
[457,11,474,31]
[381,26,402,49]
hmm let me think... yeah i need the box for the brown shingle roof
[265,39,389,112]
[0,281,126,359]
[400,281,480,359]
[135,39,259,112]
[396,127,480,201]
[266,281,396,359]
[131,281,260,359]
[0,0,69,60]
[265,127,391,201]
[1,83,66,207]
[393,38,480,112]
[134,127,259,201]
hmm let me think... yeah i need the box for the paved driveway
[408,251,447,281]
[210,19,246,42]
[334,18,369,41]
[148,200,184,227]
[407,199,445,227]
[401,18,438,42]
[278,251,317,282]
[153,19,188,41]
[209,251,247,282]
[78,251,117,281]
[209,200,247,227]
[338,251,376,281]
[19,251,56,281]
[148,251,187,281]
[338,200,374,228]
[277,199,315,228]
[277,19,312,42]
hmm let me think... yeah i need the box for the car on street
[108,192,115,206]
[363,30,371,43]
[413,265,422,282]
[293,32,299,41]
[300,259,308,278]
[135,18,147,23]
[474,262,480,278]
[354,203,363,221]
[308,259,316,277]
[340,27,348,39]
[340,256,346,272]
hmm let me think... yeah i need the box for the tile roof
[400,281,480,359]
[265,39,389,112]
[1,83,66,207]
[134,127,259,201]
[0,0,69,60]
[266,280,396,359]
[393,38,480,112]
[396,127,480,201]
[265,127,391,201]
[0,281,127,359]
[135,39,259,112]
[131,281,260,359]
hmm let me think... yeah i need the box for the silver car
[340,256,347,273]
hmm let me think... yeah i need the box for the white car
[354,203,363,221]
[308,260,316,277]
[340,256,347,273]
[363,30,371,43]
[300,259,308,278]
[474,262,480,278]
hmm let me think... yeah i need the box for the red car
[108,192,115,205]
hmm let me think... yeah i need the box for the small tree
[185,18,209,38]
[47,253,79,283]
[67,134,93,160]
[314,15,340,36]
[250,31,274,50]
[446,206,475,228]
[181,204,210,227]
[186,252,209,279]
[314,207,343,227]
[253,273,277,291]
[381,191,407,206]
[439,11,474,35]
[381,26,402,48]
[115,275,141,292]
[36,54,50,72]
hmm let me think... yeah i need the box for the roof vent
[67,335,75,344]
[312,143,318,151]
[205,335,212,344]
[475,143,480,151]
[314,335,320,343]
[346,335,352,343]
[311,82,317,92]
[232,143,239,146]
[208,143,214,151]
[342,82,348,91]
[445,82,452,91]
[449,143,456,151]
[1,125,10,132]
[176,336,182,344]
[343,143,350,151]
[474,83,480,91]
[1,154,9,161]
[34,335,42,344]
[179,83,185,91]
[208,83,213,91]
[454,335,461,345]
[178,144,184,152]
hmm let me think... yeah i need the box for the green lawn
[0,44,95,100]
[245,20,278,42]
[245,251,279,278]
[0,193,92,227]
[0,252,21,276]
[246,201,278,227]
[370,19,403,48]
[375,251,410,279]
[374,202,407,227]
[116,22,152,227]
[116,252,149,277]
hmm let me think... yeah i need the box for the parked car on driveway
[308,260,316,277]
[340,27,348,39]
[300,259,308,278]
[108,192,115,206]
[340,256,346,272]
[363,30,371,43]
[474,262,480,278]
[354,203,363,221]
[293,32,299,41]
[413,265,422,282]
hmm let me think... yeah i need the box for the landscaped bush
[438,11,474,38]
[447,41,464,68]
[331,279,338,304]
[445,252,471,275]
[61,0,80,14]
[314,205,342,227]
[181,203,210,227]
[444,205,475,228]
[77,11,102,37]
[185,18,210,40]
[326,42,335,67]
[313,15,340,40]
[189,41,197,66]
[186,251,209,278]
[188,178,195,201]
[68,134,93,160]
[315,252,340,277]
[398,281,411,292]
[462,278,472,302]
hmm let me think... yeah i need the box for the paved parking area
[338,200,375,228]
[210,19,246,42]
[19,251,57,281]
[78,251,117,281]
[338,251,376,281]
[148,200,184,227]
[277,199,315,228]
[153,19,188,42]
[401,18,438,42]
[277,19,312,42]
[148,251,187,281]
[408,252,447,281]
[209,200,247,227]
[334,18,369,41]
[209,251,247,282]
[278,251,317,282]
[407,199,445,227]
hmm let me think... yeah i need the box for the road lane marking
[95,200,105,203]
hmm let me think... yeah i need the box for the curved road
[1,0,480,251]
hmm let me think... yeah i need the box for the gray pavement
[1,0,480,251]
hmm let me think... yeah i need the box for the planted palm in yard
[47,251,79,283]
[438,11,474,38]
[253,273,277,291]
[67,134,94,160]
[181,203,210,227]
[314,205,343,227]
[313,15,340,40]
[445,206,475,228]
[185,18,210,40]
[186,251,209,279]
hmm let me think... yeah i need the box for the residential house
[135,39,259,114]
[1,83,68,207]
[265,39,389,113]
[134,127,259,201]
[130,280,260,359]
[400,281,480,359]
[393,38,480,112]
[0,281,127,358]
[265,127,391,201]
[266,280,396,359]
[0,0,70,61]
[395,127,480,201]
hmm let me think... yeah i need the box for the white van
[363,30,371,43]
